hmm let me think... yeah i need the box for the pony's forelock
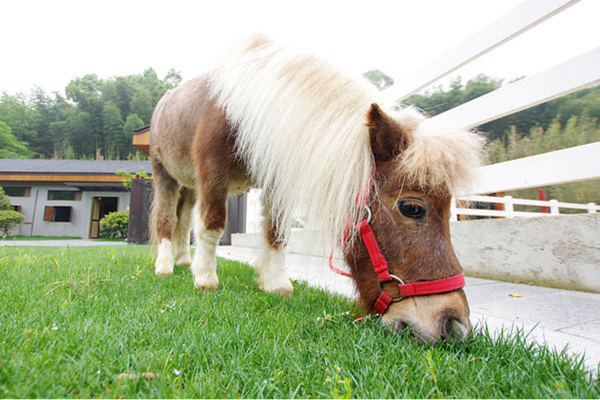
[391,107,486,195]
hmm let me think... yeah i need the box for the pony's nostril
[439,316,468,341]
[393,320,409,335]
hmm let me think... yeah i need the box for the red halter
[329,168,466,315]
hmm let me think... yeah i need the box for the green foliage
[116,167,151,190]
[487,113,600,205]
[363,69,395,90]
[99,210,129,238]
[0,187,27,236]
[405,76,600,141]
[0,121,34,158]
[0,68,181,160]
[0,210,25,236]
[405,74,503,122]
[0,246,598,398]
[0,186,14,211]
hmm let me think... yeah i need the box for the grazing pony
[150,34,485,343]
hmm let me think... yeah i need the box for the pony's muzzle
[382,289,472,344]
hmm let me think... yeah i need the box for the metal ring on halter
[364,206,372,223]
[378,274,406,302]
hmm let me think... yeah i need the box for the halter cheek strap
[328,167,466,316]
[358,215,466,315]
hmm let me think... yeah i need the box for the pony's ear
[366,103,412,162]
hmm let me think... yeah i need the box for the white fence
[451,194,599,221]
[245,0,600,233]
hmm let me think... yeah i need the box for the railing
[244,0,600,232]
[451,195,599,221]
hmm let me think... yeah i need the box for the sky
[1,0,599,97]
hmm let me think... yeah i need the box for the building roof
[0,159,151,175]
[0,159,152,184]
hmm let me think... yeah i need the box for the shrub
[99,210,129,238]
[0,210,25,236]
[0,186,14,211]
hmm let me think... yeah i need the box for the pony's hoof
[194,275,219,291]
[155,257,174,276]
[259,278,294,297]
[175,255,192,267]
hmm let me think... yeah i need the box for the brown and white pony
[150,34,484,343]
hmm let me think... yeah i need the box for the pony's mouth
[380,291,472,344]
[382,316,471,344]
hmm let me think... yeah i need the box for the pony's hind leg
[172,187,195,267]
[151,161,180,276]
[190,187,227,291]
[256,205,294,296]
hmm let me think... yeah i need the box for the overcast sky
[1,0,599,97]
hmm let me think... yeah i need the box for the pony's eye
[398,200,427,219]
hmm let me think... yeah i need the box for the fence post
[450,197,458,221]
[587,203,598,214]
[504,195,514,218]
[549,199,560,215]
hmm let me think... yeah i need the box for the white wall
[6,182,130,239]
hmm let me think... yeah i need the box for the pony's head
[345,103,485,343]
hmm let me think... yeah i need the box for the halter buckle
[377,274,406,303]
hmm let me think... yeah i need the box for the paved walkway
[2,239,599,373]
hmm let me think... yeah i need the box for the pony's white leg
[256,206,293,296]
[172,188,194,267]
[173,229,192,267]
[155,238,175,276]
[190,209,222,290]
[256,244,294,296]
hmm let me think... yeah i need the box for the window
[12,205,22,213]
[43,206,72,222]
[47,191,81,201]
[3,187,31,197]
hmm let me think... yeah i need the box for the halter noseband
[329,167,466,316]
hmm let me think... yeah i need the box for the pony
[149,34,485,343]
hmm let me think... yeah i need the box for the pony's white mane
[208,34,484,245]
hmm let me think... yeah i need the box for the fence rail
[451,194,599,221]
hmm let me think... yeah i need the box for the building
[0,159,151,238]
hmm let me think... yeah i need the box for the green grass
[0,246,598,398]
[0,235,80,241]
[91,237,127,242]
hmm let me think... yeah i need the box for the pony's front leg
[256,212,294,296]
[190,193,225,291]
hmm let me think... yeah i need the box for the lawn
[0,245,597,398]
[0,236,81,241]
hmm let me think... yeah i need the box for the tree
[1,67,182,160]
[29,87,54,157]
[67,111,93,158]
[103,101,126,159]
[0,91,38,146]
[363,70,395,90]
[0,121,33,158]
[130,87,153,124]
